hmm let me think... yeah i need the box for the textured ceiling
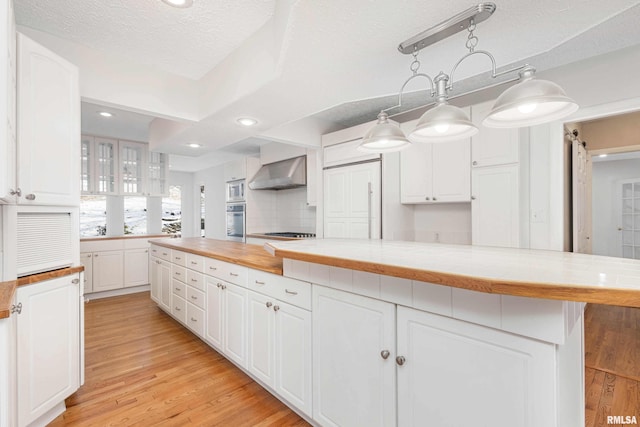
[13,0,640,169]
[14,0,275,79]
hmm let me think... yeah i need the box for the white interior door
[323,161,381,239]
[572,141,592,253]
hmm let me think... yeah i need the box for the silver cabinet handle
[209,266,217,271]
[11,303,22,315]
[190,261,197,265]
[396,356,406,366]
[380,350,390,360]
[175,257,181,260]
[273,305,280,312]
[229,272,238,277]
[255,280,265,285]
[221,284,227,290]
[471,195,476,200]
[145,250,148,253]
[266,301,273,308]
[156,260,161,264]
[425,196,430,201]
[191,278,198,282]
[72,278,80,284]
[432,197,437,201]
[94,254,99,257]
[162,252,168,256]
[175,307,181,311]
[216,283,222,288]
[175,287,181,291]
[472,160,478,166]
[9,188,21,197]
[190,317,197,322]
[152,249,157,253]
[285,289,298,295]
[175,272,181,276]
[191,295,198,300]
[86,254,92,258]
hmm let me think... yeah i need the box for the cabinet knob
[9,188,21,197]
[10,302,22,315]
[25,194,36,201]
[396,356,406,366]
[432,197,437,201]
[273,305,280,312]
[216,283,222,288]
[266,301,273,308]
[425,197,430,201]
[472,161,478,166]
[471,195,476,200]
[380,350,390,360]
[221,284,227,290]
[72,278,80,284]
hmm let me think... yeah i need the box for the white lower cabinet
[150,256,171,311]
[15,274,80,427]
[80,252,93,293]
[312,285,396,427]
[124,248,149,287]
[92,250,124,292]
[248,290,312,417]
[205,277,248,368]
[313,285,558,427]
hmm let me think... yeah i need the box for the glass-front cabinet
[147,151,169,196]
[120,140,145,195]
[81,135,118,195]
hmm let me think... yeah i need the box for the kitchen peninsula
[146,237,640,427]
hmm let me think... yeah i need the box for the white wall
[413,204,472,244]
[591,158,640,257]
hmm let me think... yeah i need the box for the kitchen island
[148,238,640,427]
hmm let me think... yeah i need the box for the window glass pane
[162,186,181,236]
[124,197,147,235]
[80,195,107,237]
[201,185,205,237]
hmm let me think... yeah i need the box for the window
[80,195,107,237]
[162,185,182,236]
[124,196,147,235]
[200,185,205,237]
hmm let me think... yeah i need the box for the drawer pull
[273,305,280,312]
[191,295,198,300]
[285,289,298,295]
[175,307,181,311]
[191,261,198,265]
[255,280,265,285]
[175,287,181,291]
[229,272,239,277]
[175,257,181,260]
[191,278,198,282]
[190,317,197,322]
[266,301,273,308]
[175,272,181,276]
[209,266,217,270]
[162,252,168,256]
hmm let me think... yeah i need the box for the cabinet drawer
[187,286,205,310]
[220,263,248,287]
[172,265,186,283]
[187,270,205,291]
[186,304,205,337]
[204,258,225,278]
[172,279,186,299]
[152,246,171,262]
[172,250,187,266]
[172,295,186,324]
[249,269,311,311]
[186,253,204,273]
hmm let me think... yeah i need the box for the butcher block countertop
[265,239,640,308]
[0,266,85,319]
[149,238,283,275]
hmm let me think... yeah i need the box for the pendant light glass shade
[409,102,478,143]
[483,67,578,128]
[358,111,411,153]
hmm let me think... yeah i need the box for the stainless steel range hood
[248,155,307,190]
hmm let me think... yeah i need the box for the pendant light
[358,111,411,153]
[482,66,578,128]
[358,3,578,153]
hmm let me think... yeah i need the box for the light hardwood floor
[49,294,638,426]
[585,304,640,427]
[49,292,309,426]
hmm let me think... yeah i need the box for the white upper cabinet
[146,151,168,196]
[17,33,80,206]
[0,0,16,204]
[471,100,519,167]
[120,140,146,196]
[81,136,118,195]
[224,158,246,182]
[400,117,471,204]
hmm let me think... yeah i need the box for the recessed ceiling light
[237,117,257,127]
[98,111,113,117]
[187,143,201,148]
[161,0,193,8]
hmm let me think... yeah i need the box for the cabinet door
[306,148,318,207]
[147,151,168,196]
[205,277,224,349]
[16,275,80,426]
[17,33,79,206]
[150,257,160,304]
[94,137,118,195]
[396,306,556,427]
[0,0,16,203]
[432,138,471,202]
[159,260,172,311]
[471,100,519,167]
[120,140,145,195]
[247,291,275,388]
[313,285,396,427]
[224,282,248,368]
[400,142,432,203]
[80,136,93,194]
[124,248,149,287]
[471,164,520,247]
[275,300,312,418]
[223,158,246,182]
[323,161,381,239]
[80,252,93,294]
[92,250,123,292]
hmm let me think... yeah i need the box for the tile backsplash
[246,187,316,234]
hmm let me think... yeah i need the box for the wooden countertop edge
[266,245,640,308]
[81,234,169,242]
[0,266,85,319]
[150,240,283,275]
